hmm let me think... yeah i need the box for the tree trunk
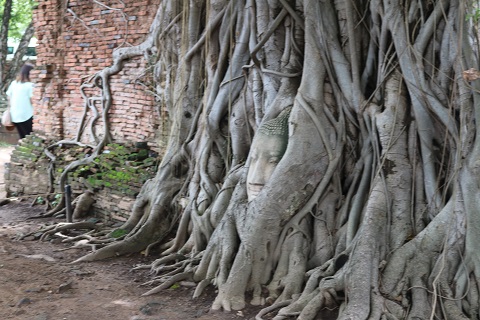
[1,21,35,92]
[0,0,13,87]
[64,0,480,319]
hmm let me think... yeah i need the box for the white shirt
[6,80,34,123]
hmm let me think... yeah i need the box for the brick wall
[5,135,158,222]
[32,0,162,148]
[5,0,164,220]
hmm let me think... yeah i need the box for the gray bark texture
[2,21,35,92]
[0,0,13,88]
[62,0,480,319]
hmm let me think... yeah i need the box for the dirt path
[0,147,264,320]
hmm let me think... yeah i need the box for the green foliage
[15,138,158,200]
[0,0,37,39]
[467,11,480,23]
[51,193,61,207]
[72,143,159,196]
[467,2,480,24]
[110,229,128,238]
[169,283,180,289]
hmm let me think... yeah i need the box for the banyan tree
[45,0,480,319]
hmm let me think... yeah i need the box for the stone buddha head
[246,107,291,201]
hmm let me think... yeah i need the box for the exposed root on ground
[38,221,99,241]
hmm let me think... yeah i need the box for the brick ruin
[4,0,165,221]
[6,135,158,221]
[33,0,162,144]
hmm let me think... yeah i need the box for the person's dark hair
[17,64,34,83]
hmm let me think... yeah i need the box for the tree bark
[2,21,35,92]
[51,0,480,319]
[0,0,13,87]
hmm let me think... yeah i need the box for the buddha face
[246,133,288,201]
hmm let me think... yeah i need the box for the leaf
[110,229,128,238]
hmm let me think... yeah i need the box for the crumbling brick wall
[5,0,165,220]
[5,135,158,221]
[32,0,162,148]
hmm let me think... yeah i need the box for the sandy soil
[0,147,266,320]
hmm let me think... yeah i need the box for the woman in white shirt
[6,64,34,139]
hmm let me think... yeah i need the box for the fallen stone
[195,309,206,318]
[16,297,31,307]
[70,268,94,277]
[34,313,49,320]
[139,302,162,315]
[57,280,73,293]
[14,309,26,316]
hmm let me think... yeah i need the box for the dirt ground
[0,147,267,320]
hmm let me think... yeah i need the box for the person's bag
[1,108,14,128]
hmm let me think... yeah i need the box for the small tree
[42,0,480,319]
[0,0,36,92]
[0,0,14,86]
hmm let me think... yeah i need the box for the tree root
[255,300,292,320]
[131,252,203,299]
[132,253,187,272]
[141,272,193,296]
[39,221,99,241]
[72,238,142,263]
[54,239,99,252]
[266,256,343,320]
[60,232,118,245]
[145,259,190,278]
[272,287,338,320]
